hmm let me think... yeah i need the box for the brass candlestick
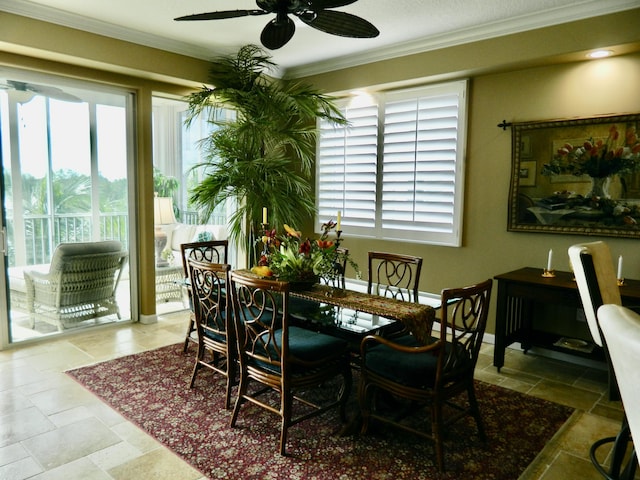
[542,268,556,278]
[260,223,270,258]
[617,278,625,286]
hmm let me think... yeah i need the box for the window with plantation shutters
[316,101,379,231]
[316,80,467,247]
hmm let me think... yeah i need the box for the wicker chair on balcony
[24,241,128,331]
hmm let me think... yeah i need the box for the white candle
[547,249,553,271]
[337,211,341,231]
[262,207,267,224]
[617,255,623,279]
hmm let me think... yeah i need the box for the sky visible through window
[4,91,127,181]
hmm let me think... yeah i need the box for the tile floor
[0,310,635,480]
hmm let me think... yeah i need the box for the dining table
[232,269,437,350]
[225,269,439,436]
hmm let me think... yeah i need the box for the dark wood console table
[493,267,640,374]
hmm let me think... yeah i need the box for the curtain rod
[497,120,512,130]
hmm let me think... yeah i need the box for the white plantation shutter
[381,82,466,245]
[316,80,467,246]
[317,102,379,233]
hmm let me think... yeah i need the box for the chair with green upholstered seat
[228,270,352,455]
[187,260,234,409]
[180,240,228,353]
[359,278,493,472]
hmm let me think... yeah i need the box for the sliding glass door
[151,97,236,314]
[0,71,134,346]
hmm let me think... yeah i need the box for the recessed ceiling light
[587,50,613,59]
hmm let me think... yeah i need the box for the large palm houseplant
[184,44,347,266]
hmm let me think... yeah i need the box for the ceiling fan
[175,0,380,50]
[0,80,82,103]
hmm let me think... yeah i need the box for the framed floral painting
[507,113,640,238]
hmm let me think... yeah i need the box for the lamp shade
[154,196,177,225]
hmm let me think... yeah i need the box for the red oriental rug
[67,344,573,480]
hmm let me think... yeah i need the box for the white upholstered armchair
[24,241,128,331]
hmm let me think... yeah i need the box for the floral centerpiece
[251,221,359,288]
[542,125,640,198]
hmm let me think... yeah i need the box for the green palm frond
[185,45,347,262]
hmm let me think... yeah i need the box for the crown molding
[285,0,640,78]
[0,0,216,60]
[2,0,638,79]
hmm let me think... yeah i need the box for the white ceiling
[1,0,637,77]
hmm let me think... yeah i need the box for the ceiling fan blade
[6,80,82,103]
[31,86,82,103]
[260,17,296,50]
[299,10,379,38]
[308,0,358,9]
[174,10,266,21]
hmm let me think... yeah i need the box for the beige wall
[299,9,640,335]
[2,8,640,331]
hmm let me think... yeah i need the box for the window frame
[315,79,468,247]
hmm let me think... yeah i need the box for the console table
[493,267,640,372]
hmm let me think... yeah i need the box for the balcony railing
[8,210,227,267]
[7,213,129,267]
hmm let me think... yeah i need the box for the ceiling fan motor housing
[257,0,311,14]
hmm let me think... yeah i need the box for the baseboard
[139,314,158,324]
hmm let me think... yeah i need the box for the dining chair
[180,239,229,353]
[228,270,352,455]
[359,278,493,472]
[367,251,422,303]
[187,260,235,409]
[597,304,639,480]
[568,241,631,478]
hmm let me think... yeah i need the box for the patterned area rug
[67,344,573,480]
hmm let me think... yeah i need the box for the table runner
[233,270,436,344]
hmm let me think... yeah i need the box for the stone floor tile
[30,457,112,480]
[111,422,163,454]
[539,451,603,480]
[89,441,143,472]
[555,412,619,458]
[0,389,34,416]
[48,405,96,428]
[0,407,55,448]
[527,379,601,411]
[23,417,120,470]
[28,382,98,416]
[107,447,202,480]
[0,456,44,480]
[0,443,29,467]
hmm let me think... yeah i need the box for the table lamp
[154,194,177,267]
